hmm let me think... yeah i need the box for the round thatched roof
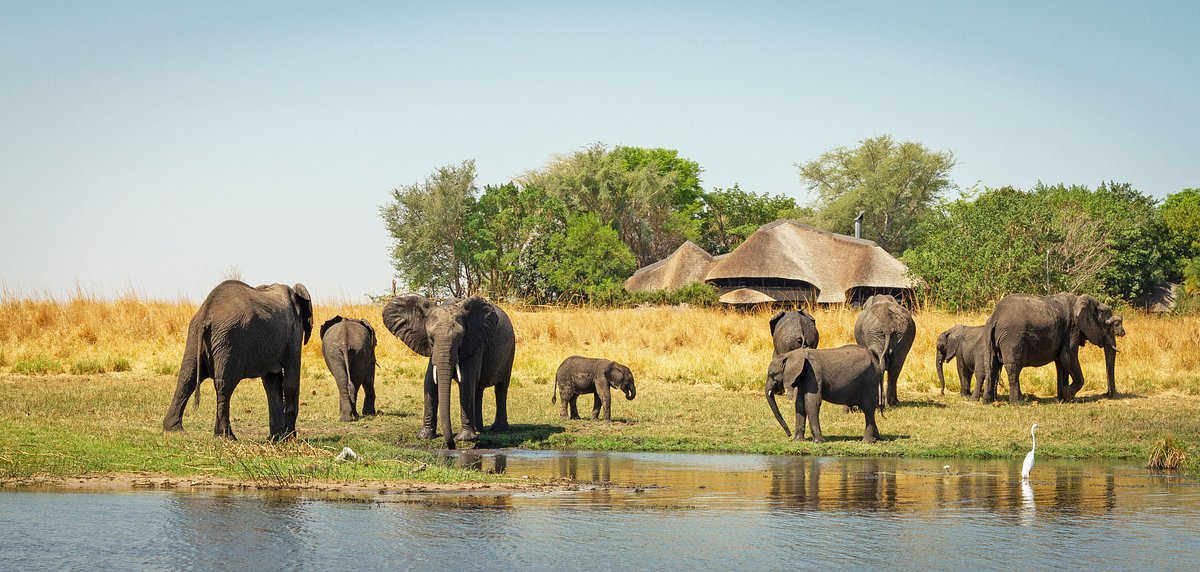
[624,240,717,292]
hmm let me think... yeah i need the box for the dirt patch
[0,473,591,498]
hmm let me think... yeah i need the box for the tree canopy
[797,135,956,253]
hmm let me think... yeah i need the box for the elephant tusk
[433,365,438,384]
[456,365,464,383]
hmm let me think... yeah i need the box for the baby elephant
[765,345,883,443]
[320,316,377,422]
[554,356,636,422]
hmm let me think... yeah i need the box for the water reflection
[3,452,1199,570]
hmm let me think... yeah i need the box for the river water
[3,451,1198,570]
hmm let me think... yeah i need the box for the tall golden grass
[2,295,1197,400]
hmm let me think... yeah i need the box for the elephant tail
[551,372,557,404]
[190,325,210,412]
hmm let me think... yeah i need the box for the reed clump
[1147,434,1188,471]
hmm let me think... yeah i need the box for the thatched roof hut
[704,220,913,304]
[626,220,915,305]
[624,240,720,292]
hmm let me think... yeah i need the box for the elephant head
[935,327,962,395]
[765,350,820,437]
[606,361,636,401]
[1073,295,1127,397]
[290,284,313,345]
[382,294,497,449]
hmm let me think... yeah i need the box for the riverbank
[2,300,1198,487]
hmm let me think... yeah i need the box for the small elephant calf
[553,356,636,422]
[320,316,377,422]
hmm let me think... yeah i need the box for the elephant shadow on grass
[475,424,565,448]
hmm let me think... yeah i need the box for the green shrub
[70,358,107,375]
[152,360,177,376]
[12,356,63,375]
[107,356,131,372]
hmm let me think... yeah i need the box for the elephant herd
[161,281,1124,448]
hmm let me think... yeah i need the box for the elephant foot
[340,413,359,422]
[215,431,238,441]
[269,431,296,442]
[489,421,509,432]
[163,420,184,432]
[812,436,826,444]
[362,407,377,416]
[417,427,437,440]
[863,436,877,444]
[456,428,479,442]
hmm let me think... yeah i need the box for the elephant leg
[793,395,807,441]
[361,366,377,416]
[559,387,571,419]
[1063,350,1086,401]
[456,380,478,442]
[596,382,612,422]
[958,362,972,397]
[279,360,301,440]
[568,395,581,420]
[214,378,238,440]
[1007,363,1024,404]
[350,383,361,419]
[163,366,198,432]
[418,363,437,440]
[886,366,901,406]
[862,405,878,443]
[805,393,824,443]
[262,373,284,437]
[490,381,509,431]
[473,387,485,433]
[1054,361,1069,402]
[334,367,356,422]
[591,393,602,420]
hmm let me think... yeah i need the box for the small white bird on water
[1021,423,1039,481]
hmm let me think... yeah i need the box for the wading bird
[1021,423,1039,481]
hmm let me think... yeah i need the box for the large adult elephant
[765,345,883,443]
[935,324,989,397]
[983,292,1126,403]
[853,294,915,406]
[769,309,819,355]
[162,280,313,441]
[382,294,515,450]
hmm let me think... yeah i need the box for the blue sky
[2,1,1197,302]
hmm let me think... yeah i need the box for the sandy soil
[0,473,597,497]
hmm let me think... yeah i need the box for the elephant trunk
[435,347,456,449]
[935,347,946,395]
[766,382,791,437]
[624,384,636,400]
[1104,345,1117,399]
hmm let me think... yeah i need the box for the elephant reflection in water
[765,458,897,511]
[556,454,612,483]
[456,451,508,475]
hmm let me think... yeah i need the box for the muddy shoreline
[0,473,595,497]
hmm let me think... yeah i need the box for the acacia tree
[380,160,478,297]
[797,135,956,253]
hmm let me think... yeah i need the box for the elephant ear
[319,315,344,341]
[357,319,377,348]
[291,283,313,345]
[798,307,816,324]
[382,294,434,357]
[768,311,787,335]
[460,296,498,359]
[782,350,817,401]
[1072,294,1109,348]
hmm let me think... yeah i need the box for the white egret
[1021,423,1039,481]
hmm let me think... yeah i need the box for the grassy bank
[2,297,1198,485]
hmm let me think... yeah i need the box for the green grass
[11,356,62,375]
[3,371,1198,485]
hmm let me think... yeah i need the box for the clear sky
[2,1,1197,302]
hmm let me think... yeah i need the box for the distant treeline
[381,137,1200,312]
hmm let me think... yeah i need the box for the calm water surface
[3,451,1198,570]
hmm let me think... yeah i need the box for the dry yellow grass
[2,296,1197,399]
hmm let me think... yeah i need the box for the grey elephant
[162,280,313,441]
[553,356,636,422]
[853,294,915,406]
[935,324,989,397]
[382,294,515,450]
[766,345,883,443]
[769,309,820,355]
[319,316,377,422]
[983,292,1126,403]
